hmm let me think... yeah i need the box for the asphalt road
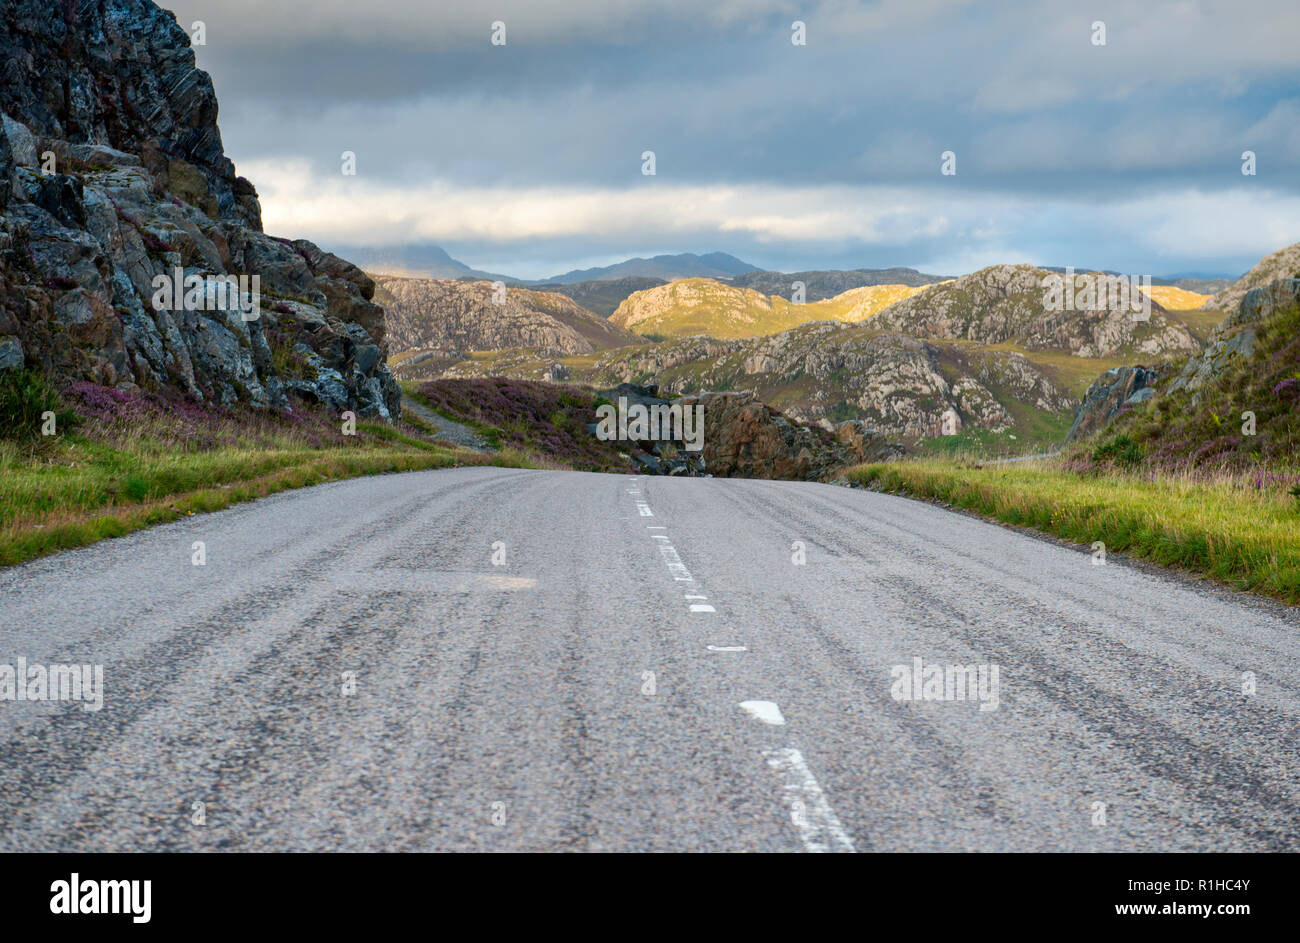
[1,467,1297,852]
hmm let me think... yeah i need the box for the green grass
[0,386,485,567]
[846,459,1300,604]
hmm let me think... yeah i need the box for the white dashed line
[763,748,856,853]
[707,645,747,652]
[689,604,715,613]
[738,701,786,726]
[684,594,708,599]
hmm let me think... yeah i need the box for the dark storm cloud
[163,0,1300,277]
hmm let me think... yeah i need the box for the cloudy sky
[169,0,1300,280]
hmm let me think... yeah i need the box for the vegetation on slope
[0,372,481,567]
[610,277,932,339]
[846,459,1299,603]
[846,276,1300,604]
[409,378,633,473]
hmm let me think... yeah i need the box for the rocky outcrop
[0,0,259,228]
[435,316,1079,441]
[873,264,1200,359]
[1169,279,1300,399]
[581,382,900,480]
[1066,278,1300,441]
[1066,365,1170,441]
[1202,242,1300,313]
[590,321,1074,438]
[677,391,899,480]
[0,0,397,417]
[377,276,643,357]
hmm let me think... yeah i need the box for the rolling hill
[375,276,644,358]
[872,264,1202,359]
[609,278,934,339]
[515,276,667,318]
[729,267,949,301]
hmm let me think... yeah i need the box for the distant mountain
[531,252,760,285]
[334,244,517,283]
[512,276,667,318]
[374,276,643,360]
[730,267,949,301]
[609,278,932,340]
[1040,267,1235,297]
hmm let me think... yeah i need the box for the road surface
[1,467,1297,851]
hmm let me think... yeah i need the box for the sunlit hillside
[609,278,934,339]
[1143,285,1209,310]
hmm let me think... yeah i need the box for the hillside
[433,319,1085,449]
[533,252,758,285]
[518,276,666,318]
[1202,240,1300,313]
[609,277,932,339]
[730,267,949,300]
[376,276,643,356]
[872,264,1201,359]
[1143,285,1208,310]
[1071,278,1300,472]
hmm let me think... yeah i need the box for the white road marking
[647,526,667,530]
[652,535,671,541]
[707,645,747,652]
[689,604,716,613]
[657,545,693,581]
[684,594,708,599]
[763,748,856,853]
[738,701,786,726]
[638,506,653,517]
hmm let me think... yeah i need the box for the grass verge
[0,380,482,567]
[846,459,1300,604]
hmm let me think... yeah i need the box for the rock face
[377,276,643,357]
[0,0,398,417]
[1066,365,1170,441]
[677,391,899,480]
[1066,278,1300,441]
[580,320,1076,438]
[873,264,1201,359]
[1169,279,1300,399]
[1202,242,1300,313]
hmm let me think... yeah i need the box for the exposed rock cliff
[0,0,398,417]
[1066,365,1170,441]
[872,264,1200,359]
[1201,242,1300,313]
[378,276,643,356]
